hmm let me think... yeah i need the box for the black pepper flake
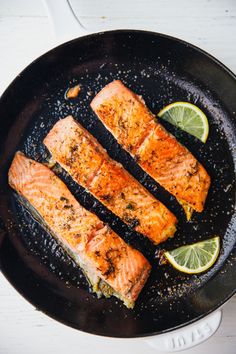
[70,144,78,153]
[64,204,73,209]
[102,249,121,278]
[95,250,101,257]
[126,202,135,210]
[120,192,125,199]
[101,194,112,202]
[127,144,133,152]
[60,196,69,203]
[63,223,71,230]
[103,264,115,277]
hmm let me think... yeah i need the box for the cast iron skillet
[0,30,236,338]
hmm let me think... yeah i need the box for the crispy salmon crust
[91,80,211,213]
[8,152,151,308]
[44,116,177,244]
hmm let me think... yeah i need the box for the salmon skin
[44,116,177,245]
[8,152,151,308]
[91,80,211,217]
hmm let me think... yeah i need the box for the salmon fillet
[91,80,211,216]
[8,152,151,308]
[44,116,177,245]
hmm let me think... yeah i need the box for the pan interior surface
[0,30,236,337]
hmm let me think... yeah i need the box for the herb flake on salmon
[8,152,151,308]
[44,116,177,244]
[91,80,211,217]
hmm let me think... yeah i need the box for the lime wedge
[164,236,220,274]
[158,102,209,143]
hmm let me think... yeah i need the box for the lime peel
[164,236,220,274]
[157,101,209,143]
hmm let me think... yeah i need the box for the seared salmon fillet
[8,152,151,308]
[91,80,211,216]
[44,116,177,244]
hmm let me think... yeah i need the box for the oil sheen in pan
[11,60,236,311]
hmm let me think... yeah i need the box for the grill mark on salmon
[8,152,151,308]
[91,80,211,215]
[44,116,177,245]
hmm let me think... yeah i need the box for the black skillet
[0,30,236,338]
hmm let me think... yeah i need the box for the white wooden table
[0,1,236,353]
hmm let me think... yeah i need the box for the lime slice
[164,236,220,274]
[158,102,209,143]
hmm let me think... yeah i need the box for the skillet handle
[43,0,88,42]
[145,310,222,352]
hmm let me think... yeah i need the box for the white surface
[146,311,222,351]
[0,0,236,353]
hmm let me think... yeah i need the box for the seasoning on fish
[8,152,151,308]
[44,116,177,244]
[91,80,211,218]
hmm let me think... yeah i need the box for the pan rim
[0,29,236,338]
[1,247,235,338]
[0,29,236,104]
